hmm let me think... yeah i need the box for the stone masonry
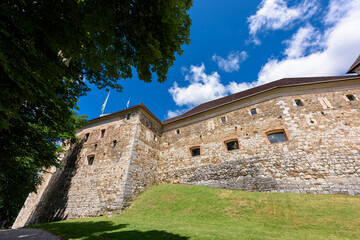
[13,75,360,228]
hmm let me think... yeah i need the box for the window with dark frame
[190,147,201,157]
[221,117,227,123]
[112,140,117,147]
[84,133,90,142]
[176,129,180,134]
[295,99,304,106]
[225,140,239,151]
[346,94,356,101]
[87,155,95,165]
[267,131,287,144]
[100,129,105,138]
[250,108,257,115]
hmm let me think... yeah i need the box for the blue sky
[78,0,360,121]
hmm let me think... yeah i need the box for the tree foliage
[0,110,87,227]
[0,0,192,129]
[0,0,192,226]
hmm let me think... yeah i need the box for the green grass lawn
[33,184,360,240]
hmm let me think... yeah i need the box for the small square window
[295,99,304,106]
[225,140,239,151]
[87,155,95,165]
[126,114,131,120]
[100,129,105,138]
[190,147,201,157]
[84,133,90,142]
[112,140,117,147]
[267,131,287,144]
[346,94,356,101]
[221,117,227,123]
[250,108,257,115]
[176,129,180,135]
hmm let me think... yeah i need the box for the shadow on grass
[36,220,189,240]
[95,230,190,240]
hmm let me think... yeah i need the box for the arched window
[87,155,95,165]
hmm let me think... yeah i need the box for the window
[176,129,180,135]
[221,117,227,123]
[225,140,239,151]
[84,133,90,142]
[94,144,97,151]
[250,108,257,115]
[267,131,287,144]
[112,140,117,147]
[190,147,201,157]
[126,114,131,120]
[346,94,356,101]
[87,155,95,165]
[100,129,105,138]
[295,99,304,106]
[153,135,157,142]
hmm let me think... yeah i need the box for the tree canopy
[0,0,192,227]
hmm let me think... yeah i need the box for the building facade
[13,59,360,228]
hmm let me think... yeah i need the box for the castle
[13,55,360,228]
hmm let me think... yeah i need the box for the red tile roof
[347,54,360,74]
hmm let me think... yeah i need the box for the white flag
[126,98,130,109]
[101,92,110,113]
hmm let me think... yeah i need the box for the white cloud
[248,0,318,44]
[167,0,360,119]
[227,81,256,94]
[325,0,353,25]
[283,24,322,59]
[212,51,248,72]
[169,64,227,108]
[167,64,256,118]
[166,109,187,118]
[180,66,188,75]
[257,0,360,84]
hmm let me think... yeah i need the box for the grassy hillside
[33,184,360,240]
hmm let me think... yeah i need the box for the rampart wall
[13,78,360,228]
[13,110,161,227]
[158,88,360,195]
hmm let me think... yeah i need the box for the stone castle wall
[13,110,161,227]
[121,112,162,205]
[13,81,360,228]
[158,88,360,194]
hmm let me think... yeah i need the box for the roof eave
[162,75,360,125]
[83,103,162,128]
